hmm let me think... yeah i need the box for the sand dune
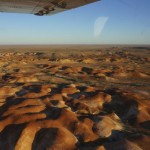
[0,46,150,150]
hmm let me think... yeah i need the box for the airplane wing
[0,0,100,16]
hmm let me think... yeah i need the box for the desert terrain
[0,45,150,150]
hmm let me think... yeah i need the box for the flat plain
[0,45,150,150]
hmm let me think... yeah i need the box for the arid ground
[0,45,150,150]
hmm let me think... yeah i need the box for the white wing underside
[0,0,99,16]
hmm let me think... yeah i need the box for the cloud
[94,17,109,37]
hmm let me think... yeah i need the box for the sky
[0,0,150,45]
